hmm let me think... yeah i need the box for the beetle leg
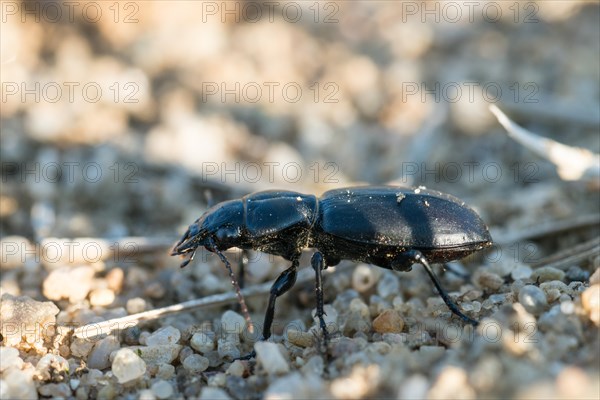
[395,250,479,326]
[237,257,301,361]
[238,249,248,289]
[311,252,329,350]
[262,259,299,340]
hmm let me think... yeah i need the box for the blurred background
[2,0,598,240]
[1,1,599,399]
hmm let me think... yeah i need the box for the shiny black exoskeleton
[172,186,492,355]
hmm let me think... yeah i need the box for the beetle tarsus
[397,250,479,326]
[311,252,330,350]
[236,350,256,361]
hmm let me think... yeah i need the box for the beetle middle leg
[393,250,479,326]
[238,257,300,360]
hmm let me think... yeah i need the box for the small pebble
[156,363,175,380]
[0,347,23,372]
[111,348,147,383]
[352,264,380,293]
[531,266,565,283]
[301,355,324,376]
[89,288,115,307]
[207,372,226,387]
[540,281,572,301]
[398,374,428,399]
[590,268,600,285]
[581,284,600,326]
[38,383,71,398]
[1,294,59,348]
[190,332,215,353]
[489,293,508,304]
[286,329,314,348]
[565,266,589,282]
[217,338,240,360]
[200,387,231,400]
[146,326,181,346]
[126,297,147,314]
[226,360,246,377]
[266,372,324,399]
[1,368,37,399]
[511,265,532,281]
[518,285,548,315]
[183,354,210,373]
[97,384,117,399]
[70,338,95,360]
[106,268,125,292]
[255,342,290,375]
[475,270,504,291]
[377,271,400,299]
[129,344,182,366]
[428,366,475,399]
[87,336,120,370]
[139,389,156,400]
[372,309,405,333]
[178,346,194,363]
[151,380,173,399]
[221,310,247,336]
[560,301,575,314]
[42,266,95,302]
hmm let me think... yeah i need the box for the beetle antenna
[208,239,254,334]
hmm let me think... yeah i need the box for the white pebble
[126,297,147,314]
[560,301,575,314]
[139,389,156,400]
[112,348,147,383]
[0,347,22,372]
[146,326,181,346]
[151,380,174,399]
[70,338,94,358]
[191,332,215,353]
[518,285,548,315]
[255,342,289,375]
[218,338,240,360]
[87,336,120,370]
[157,363,175,380]
[89,288,115,307]
[1,368,37,399]
[511,265,532,280]
[183,354,209,373]
[221,310,246,336]
[226,360,246,377]
[352,264,380,293]
[42,266,95,302]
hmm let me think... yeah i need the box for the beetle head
[171,200,244,266]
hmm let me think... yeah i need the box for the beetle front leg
[394,250,479,326]
[311,252,329,350]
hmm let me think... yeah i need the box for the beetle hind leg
[393,250,479,326]
[311,252,330,351]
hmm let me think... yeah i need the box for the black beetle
[172,186,492,354]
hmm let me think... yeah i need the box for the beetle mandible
[172,186,493,355]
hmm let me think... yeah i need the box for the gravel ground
[1,1,599,399]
